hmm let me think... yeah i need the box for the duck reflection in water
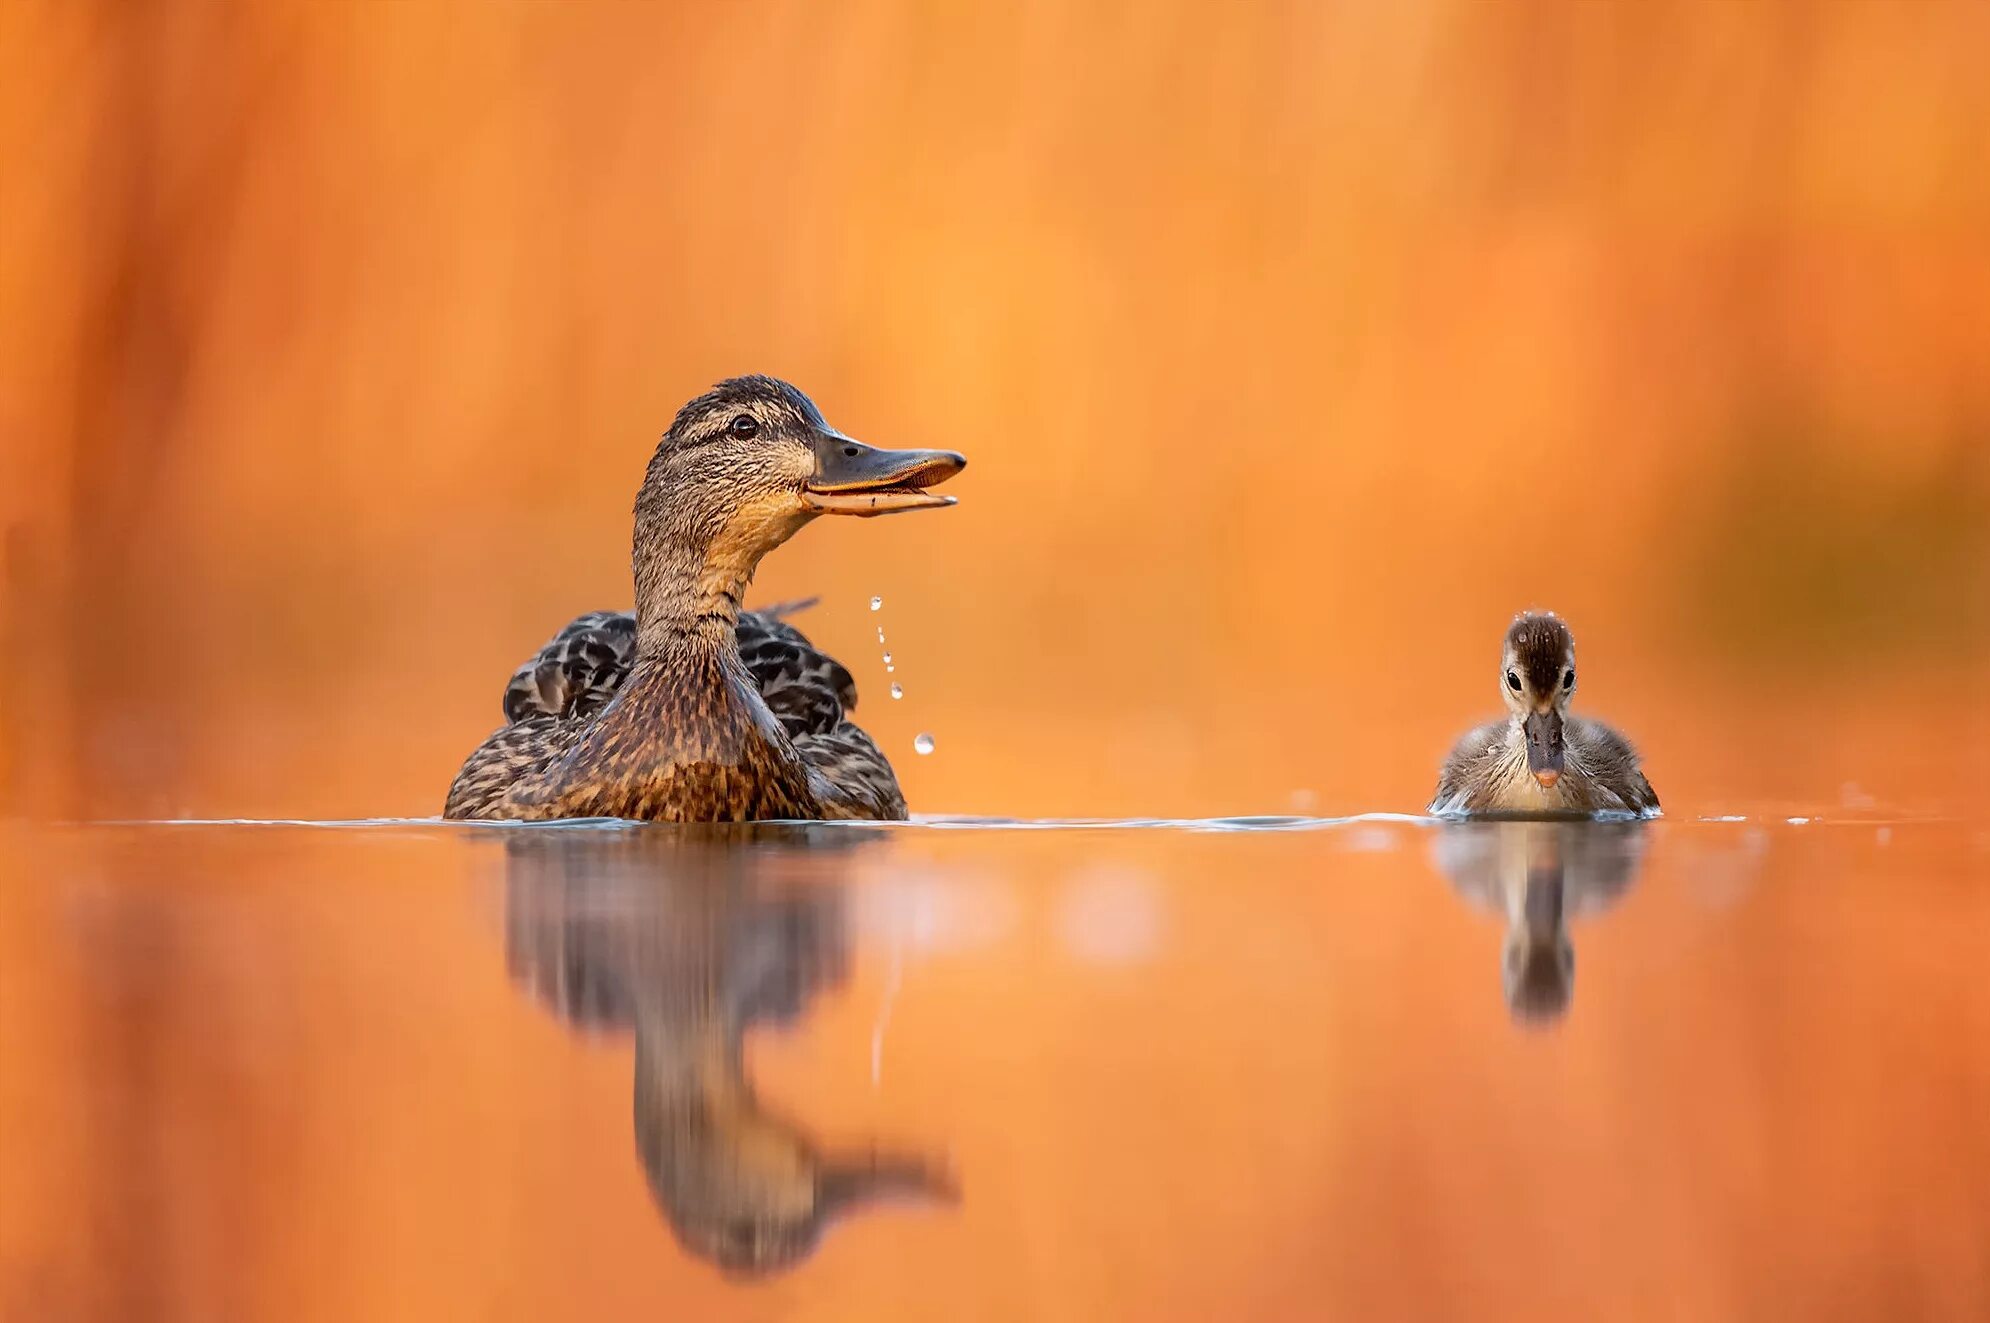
[1431,819,1648,1025]
[501,826,958,1277]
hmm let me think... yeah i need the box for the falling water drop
[913,733,936,756]
[889,682,904,700]
[870,596,883,611]
[882,652,892,665]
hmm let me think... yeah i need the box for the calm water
[3,817,1987,1321]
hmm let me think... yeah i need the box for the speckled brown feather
[451,648,819,822]
[499,603,858,732]
[451,603,906,822]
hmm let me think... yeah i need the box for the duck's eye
[1563,669,1575,690]
[1505,670,1522,693]
[728,414,760,439]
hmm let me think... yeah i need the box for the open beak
[803,430,966,516]
[1523,709,1565,788]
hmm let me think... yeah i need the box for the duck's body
[443,376,963,824]
[1428,612,1659,817]
[445,606,902,821]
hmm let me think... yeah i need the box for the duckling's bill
[803,431,966,516]
[1523,708,1565,787]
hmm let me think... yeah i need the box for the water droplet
[876,627,886,643]
[885,664,895,673]
[913,733,935,756]
[881,652,892,665]
[869,596,883,611]
[889,682,903,700]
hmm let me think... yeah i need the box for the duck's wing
[444,716,586,820]
[494,604,906,820]
[735,611,907,820]
[1568,717,1660,816]
[734,607,860,739]
[497,602,849,733]
[799,724,907,820]
[502,610,637,722]
[450,607,628,818]
[1429,720,1509,814]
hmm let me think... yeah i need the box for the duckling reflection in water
[1430,612,1659,816]
[502,827,957,1276]
[1431,820,1648,1024]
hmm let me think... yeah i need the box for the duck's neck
[632,502,809,656]
[633,529,750,656]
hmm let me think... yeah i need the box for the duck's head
[639,374,963,551]
[1499,612,1576,788]
[632,377,964,635]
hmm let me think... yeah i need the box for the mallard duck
[1429,612,1659,816]
[502,827,957,1276]
[444,376,964,822]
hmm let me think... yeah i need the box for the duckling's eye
[1505,670,1522,693]
[1562,669,1575,690]
[728,414,760,439]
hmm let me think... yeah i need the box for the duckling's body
[443,377,963,823]
[1429,613,1659,816]
[1431,713,1655,815]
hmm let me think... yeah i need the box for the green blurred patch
[1676,414,1990,668]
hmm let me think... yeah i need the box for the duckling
[444,376,964,822]
[1429,612,1659,816]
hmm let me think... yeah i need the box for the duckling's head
[1500,612,1576,788]
[634,376,965,628]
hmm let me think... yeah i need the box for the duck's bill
[804,433,966,517]
[1523,709,1565,787]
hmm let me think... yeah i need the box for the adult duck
[444,376,964,822]
[1429,612,1660,816]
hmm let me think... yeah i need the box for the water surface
[3,817,1986,1321]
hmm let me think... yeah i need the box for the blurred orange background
[4,0,1987,822]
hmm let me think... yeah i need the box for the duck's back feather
[502,611,635,724]
[500,604,858,739]
[456,602,905,821]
